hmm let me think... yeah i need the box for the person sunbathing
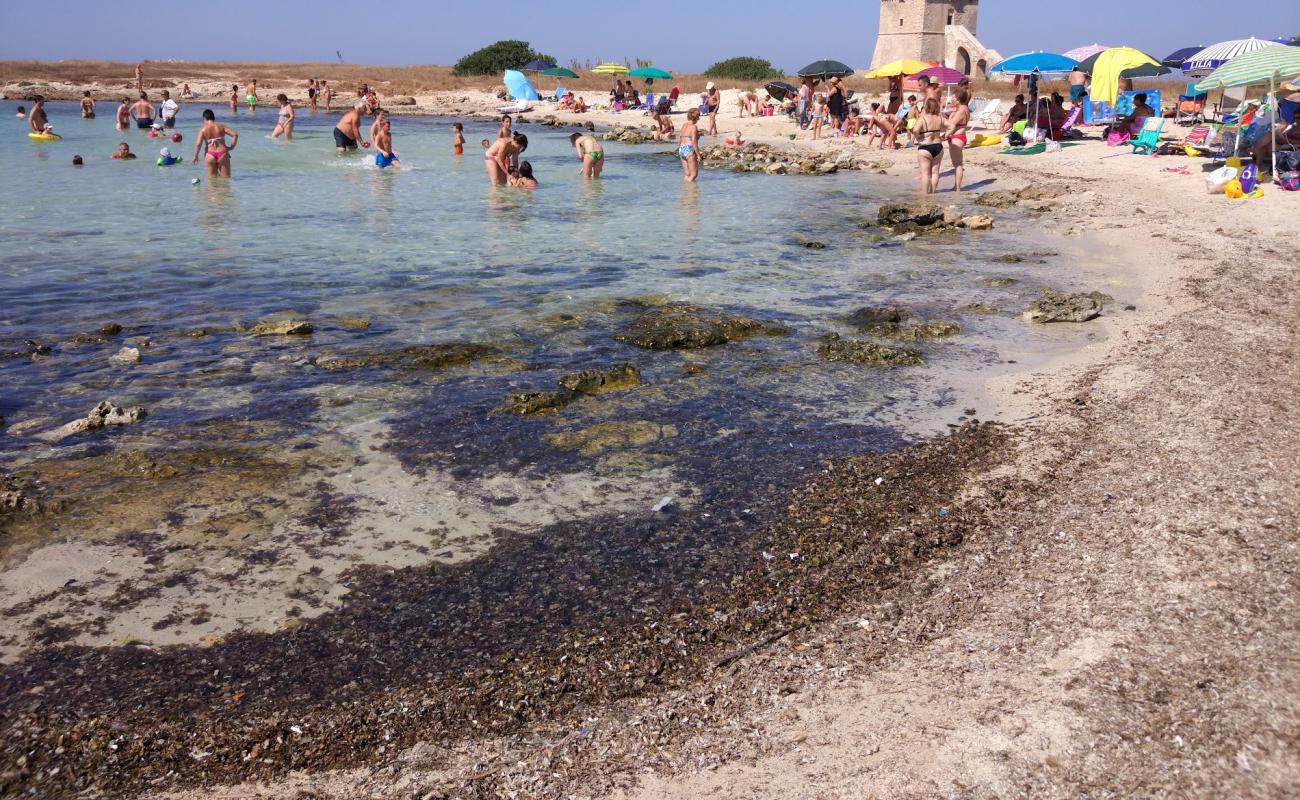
[1000,94,1027,134]
[560,92,576,111]
[844,107,864,137]
[572,96,588,113]
[1107,93,1154,139]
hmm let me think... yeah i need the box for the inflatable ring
[28,132,61,141]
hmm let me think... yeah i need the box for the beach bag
[1278,150,1300,191]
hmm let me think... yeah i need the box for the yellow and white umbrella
[592,63,629,76]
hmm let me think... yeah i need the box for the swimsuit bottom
[83,111,95,119]
[586,150,603,161]
[205,148,229,162]
[950,132,968,147]
[1070,85,1087,101]
[135,117,154,129]
[308,89,317,98]
[247,95,258,104]
[919,142,943,157]
[454,145,464,155]
[333,128,358,148]
[375,152,398,168]
[678,144,695,159]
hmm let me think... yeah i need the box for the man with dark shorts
[1069,66,1088,107]
[159,90,179,128]
[334,102,368,151]
[130,92,155,129]
[28,96,50,134]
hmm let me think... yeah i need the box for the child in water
[15,106,25,118]
[509,161,538,188]
[157,147,183,166]
[452,122,465,155]
[374,116,398,168]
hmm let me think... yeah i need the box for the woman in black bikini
[914,97,945,194]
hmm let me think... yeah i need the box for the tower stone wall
[869,0,1001,76]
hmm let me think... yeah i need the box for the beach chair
[968,97,990,118]
[1176,83,1207,125]
[668,86,681,110]
[1215,85,1248,123]
[1130,117,1164,155]
[1060,106,1082,138]
[972,98,1002,128]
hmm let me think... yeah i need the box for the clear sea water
[0,99,1103,484]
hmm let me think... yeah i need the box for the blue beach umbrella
[503,70,540,102]
[521,59,554,72]
[988,52,1079,75]
[1161,45,1206,67]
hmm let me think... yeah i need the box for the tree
[703,57,781,82]
[453,40,557,76]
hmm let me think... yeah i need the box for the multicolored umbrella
[798,59,855,79]
[1064,43,1109,62]
[910,65,966,84]
[1193,45,1300,182]
[592,63,630,75]
[1181,38,1285,77]
[988,52,1079,75]
[862,59,931,79]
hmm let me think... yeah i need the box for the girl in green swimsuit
[569,132,605,179]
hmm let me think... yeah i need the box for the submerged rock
[960,215,995,231]
[1022,290,1103,323]
[616,303,787,350]
[38,401,148,442]
[110,347,141,365]
[877,202,944,228]
[890,322,961,341]
[314,342,493,372]
[816,333,923,367]
[506,391,578,416]
[544,421,677,456]
[847,306,911,335]
[100,323,123,336]
[249,320,313,336]
[958,303,1000,314]
[557,363,641,395]
[978,277,1017,288]
[337,318,371,331]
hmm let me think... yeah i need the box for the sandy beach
[2,60,1298,799]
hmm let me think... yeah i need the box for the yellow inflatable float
[27,132,61,141]
[969,133,1001,148]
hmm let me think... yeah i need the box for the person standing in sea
[271,94,295,140]
[193,109,238,177]
[679,108,700,182]
[570,131,604,178]
[307,77,318,112]
[80,91,96,118]
[229,84,239,113]
[484,132,525,186]
[320,80,333,110]
[333,102,369,152]
[28,96,51,134]
[159,90,179,128]
[115,97,130,129]
[130,92,155,129]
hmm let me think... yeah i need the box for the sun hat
[706,81,715,90]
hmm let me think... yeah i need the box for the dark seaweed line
[0,423,1008,798]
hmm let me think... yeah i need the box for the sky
[3,0,1297,71]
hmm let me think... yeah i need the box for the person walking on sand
[704,81,721,136]
[130,92,155,129]
[271,94,295,140]
[134,62,143,91]
[333,102,369,152]
[914,97,944,194]
[826,77,848,134]
[570,131,604,178]
[159,89,179,128]
[193,109,238,177]
[115,97,130,129]
[80,91,96,119]
[1068,65,1088,109]
[484,132,526,186]
[320,80,333,110]
[946,89,970,193]
[679,108,700,182]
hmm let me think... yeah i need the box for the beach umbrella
[502,70,539,102]
[1195,45,1300,183]
[629,67,672,80]
[1090,47,1162,105]
[987,52,1079,75]
[1064,43,1109,62]
[521,59,554,72]
[1181,38,1285,77]
[910,65,966,84]
[764,80,798,101]
[798,59,855,79]
[1077,49,1170,79]
[592,63,630,75]
[542,66,578,79]
[862,58,932,79]
[1161,45,1205,67]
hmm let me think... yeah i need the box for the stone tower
[868,0,1000,77]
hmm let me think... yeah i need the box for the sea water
[1,99,1097,505]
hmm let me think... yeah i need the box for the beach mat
[999,142,1082,156]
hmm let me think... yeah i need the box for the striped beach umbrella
[1180,38,1285,77]
[592,63,630,75]
[1064,43,1109,62]
[1194,45,1300,183]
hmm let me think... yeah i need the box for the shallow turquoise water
[1,100,1095,477]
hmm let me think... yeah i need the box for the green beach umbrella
[1195,45,1300,184]
[629,67,673,80]
[542,66,578,79]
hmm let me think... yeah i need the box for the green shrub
[703,57,781,82]
[453,40,557,76]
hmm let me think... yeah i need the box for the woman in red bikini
[192,109,238,177]
[946,89,971,193]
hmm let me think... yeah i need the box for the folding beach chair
[668,86,681,110]
[968,97,990,118]
[1176,83,1208,125]
[972,98,1002,128]
[1060,106,1083,138]
[1130,117,1165,155]
[1215,85,1248,123]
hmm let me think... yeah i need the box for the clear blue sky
[4,0,1297,71]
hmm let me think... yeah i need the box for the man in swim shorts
[130,92,155,129]
[334,103,368,152]
[28,96,51,135]
[374,116,398,168]
[1069,66,1088,107]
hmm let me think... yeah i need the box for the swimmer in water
[193,108,238,177]
[452,122,465,155]
[509,160,538,188]
[73,155,84,166]
[81,91,96,119]
[374,115,398,168]
[112,142,137,160]
[569,131,604,178]
[15,106,25,118]
[271,94,295,140]
[484,132,526,186]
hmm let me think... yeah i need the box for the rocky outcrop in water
[38,401,148,442]
[506,391,578,416]
[249,320,313,336]
[1022,289,1104,323]
[616,304,787,350]
[544,421,677,456]
[847,306,910,333]
[816,333,923,367]
[314,342,494,372]
[557,364,641,395]
[691,143,886,176]
[878,202,944,228]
